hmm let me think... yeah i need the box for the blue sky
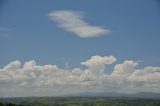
[0,0,160,68]
[0,0,160,97]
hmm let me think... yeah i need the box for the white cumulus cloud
[48,10,109,38]
[0,55,160,97]
[81,55,116,74]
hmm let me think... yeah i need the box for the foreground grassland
[0,97,160,106]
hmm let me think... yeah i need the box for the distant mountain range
[67,92,160,99]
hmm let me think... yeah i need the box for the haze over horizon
[0,0,160,97]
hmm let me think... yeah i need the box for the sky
[0,0,160,97]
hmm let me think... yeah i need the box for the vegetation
[0,97,160,106]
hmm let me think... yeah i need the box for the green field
[0,97,160,106]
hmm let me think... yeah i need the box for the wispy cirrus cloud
[48,10,110,38]
[0,27,13,38]
[0,55,160,97]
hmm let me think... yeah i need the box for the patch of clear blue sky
[0,0,160,69]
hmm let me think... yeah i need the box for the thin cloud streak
[48,10,110,38]
[0,27,13,38]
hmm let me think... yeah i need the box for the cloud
[48,10,109,38]
[81,55,117,74]
[0,28,13,32]
[0,55,160,97]
[0,27,13,37]
[111,60,138,77]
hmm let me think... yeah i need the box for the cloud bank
[48,10,109,38]
[0,55,160,97]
